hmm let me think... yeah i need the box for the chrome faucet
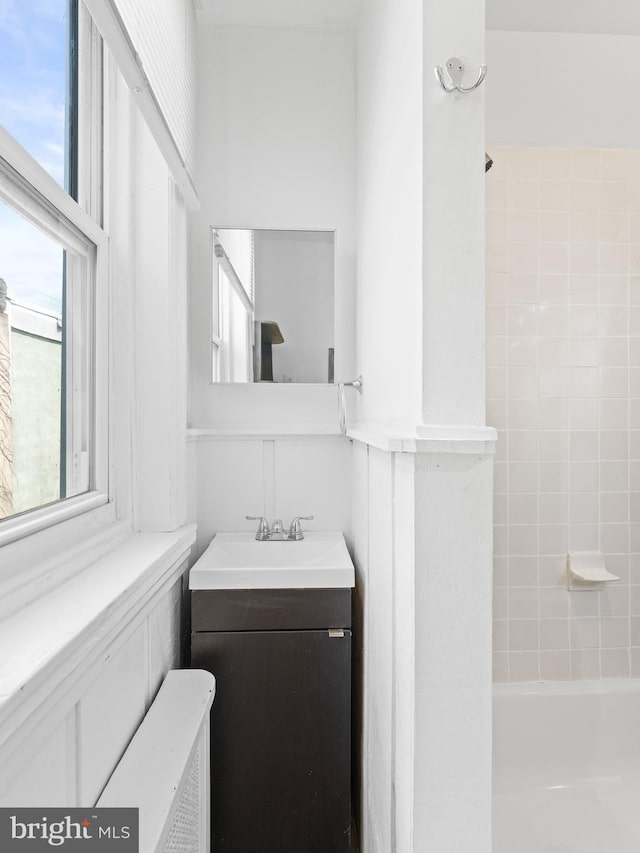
[246,515,314,541]
[245,516,271,541]
[288,516,314,541]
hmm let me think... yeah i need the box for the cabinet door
[192,629,351,853]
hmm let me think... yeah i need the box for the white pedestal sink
[189,531,355,590]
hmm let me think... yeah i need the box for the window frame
[0,8,109,551]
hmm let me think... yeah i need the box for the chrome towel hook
[435,57,487,93]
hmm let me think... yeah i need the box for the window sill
[0,494,120,621]
[0,523,196,761]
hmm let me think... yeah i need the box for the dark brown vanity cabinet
[191,588,352,853]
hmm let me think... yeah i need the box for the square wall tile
[539,587,570,618]
[540,461,569,493]
[569,337,598,367]
[509,588,539,619]
[570,618,600,649]
[539,555,566,587]
[540,619,570,650]
[569,211,599,242]
[538,399,569,429]
[508,397,540,429]
[571,649,601,679]
[509,555,538,587]
[569,524,599,551]
[509,492,539,524]
[540,650,571,680]
[509,620,539,651]
[539,493,569,524]
[601,648,630,678]
[569,399,598,430]
[571,150,601,180]
[509,651,539,681]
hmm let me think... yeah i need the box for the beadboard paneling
[192,435,353,556]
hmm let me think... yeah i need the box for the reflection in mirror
[211,228,334,384]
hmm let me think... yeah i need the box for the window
[0,1,105,536]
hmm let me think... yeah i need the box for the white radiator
[97,669,215,853]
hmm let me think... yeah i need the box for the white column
[411,450,493,853]
[421,0,487,430]
[355,1,493,851]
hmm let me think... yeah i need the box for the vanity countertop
[189,530,355,591]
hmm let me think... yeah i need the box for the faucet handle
[288,515,314,540]
[246,516,270,541]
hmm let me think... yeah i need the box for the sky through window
[0,0,68,313]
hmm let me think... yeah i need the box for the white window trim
[0,108,110,554]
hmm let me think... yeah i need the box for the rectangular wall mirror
[211,228,335,384]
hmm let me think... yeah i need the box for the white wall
[487,0,640,37]
[187,24,357,545]
[189,25,356,428]
[487,31,640,149]
[254,230,334,384]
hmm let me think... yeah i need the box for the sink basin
[189,531,355,590]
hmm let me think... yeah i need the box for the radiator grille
[163,749,201,853]
[96,670,214,853]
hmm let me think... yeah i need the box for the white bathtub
[493,680,640,853]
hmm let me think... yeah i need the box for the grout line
[263,440,276,519]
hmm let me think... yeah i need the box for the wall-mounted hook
[435,57,487,93]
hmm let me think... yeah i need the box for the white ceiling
[196,0,361,28]
[487,0,640,37]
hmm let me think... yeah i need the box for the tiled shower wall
[487,146,640,681]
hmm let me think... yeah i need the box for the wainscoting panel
[274,438,353,535]
[147,579,183,699]
[194,439,265,554]
[6,718,71,806]
[78,625,148,805]
[0,532,192,809]
[191,434,353,555]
